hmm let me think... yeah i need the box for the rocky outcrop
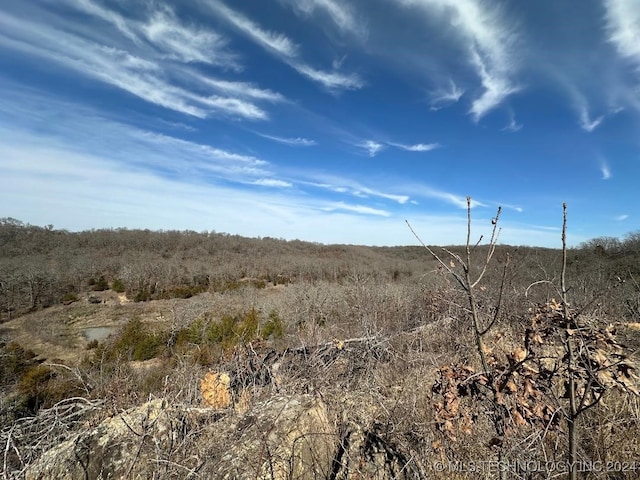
[25,394,418,479]
[25,395,336,480]
[215,395,337,479]
[25,399,218,480]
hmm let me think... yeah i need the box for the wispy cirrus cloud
[356,188,410,204]
[190,75,284,103]
[353,138,439,155]
[402,182,487,209]
[324,202,391,217]
[552,70,609,132]
[389,142,440,152]
[502,109,522,132]
[0,85,271,182]
[603,0,640,115]
[302,177,410,205]
[503,204,523,213]
[0,12,200,116]
[429,79,465,110]
[202,0,298,57]
[256,133,317,146]
[357,140,385,157]
[579,106,605,132]
[201,0,363,91]
[252,178,293,188]
[277,0,364,37]
[61,0,238,67]
[604,0,640,67]
[401,0,520,121]
[600,161,612,180]
[614,214,629,221]
[194,96,269,120]
[430,191,485,209]
[0,4,277,121]
[293,64,364,91]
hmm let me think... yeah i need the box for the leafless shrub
[1,397,104,478]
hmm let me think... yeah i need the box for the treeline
[2,217,640,323]
[0,218,427,321]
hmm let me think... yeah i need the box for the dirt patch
[1,286,298,366]
[1,295,170,363]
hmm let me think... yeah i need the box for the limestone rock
[216,395,337,479]
[25,399,215,480]
[24,393,417,479]
[25,395,337,480]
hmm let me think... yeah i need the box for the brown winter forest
[1,214,639,479]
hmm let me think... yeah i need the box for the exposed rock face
[25,395,336,480]
[25,399,216,480]
[24,394,417,479]
[215,395,337,479]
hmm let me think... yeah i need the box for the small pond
[83,326,116,342]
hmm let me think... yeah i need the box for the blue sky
[1,0,639,247]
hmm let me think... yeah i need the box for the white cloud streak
[358,140,385,157]
[302,178,410,205]
[277,0,364,37]
[0,5,276,121]
[429,79,465,110]
[62,0,237,67]
[600,161,612,180]
[433,192,483,209]
[358,188,410,204]
[614,214,629,221]
[401,183,487,209]
[579,106,604,132]
[191,75,284,102]
[253,178,293,188]
[603,0,640,116]
[293,64,364,90]
[389,142,440,152]
[502,112,522,132]
[0,86,271,183]
[257,133,317,146]
[401,0,519,120]
[203,0,298,57]
[355,139,439,155]
[324,203,391,217]
[604,0,640,67]
[201,0,363,91]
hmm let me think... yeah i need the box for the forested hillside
[1,217,639,478]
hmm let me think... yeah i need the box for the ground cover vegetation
[1,212,639,478]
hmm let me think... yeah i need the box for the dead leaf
[531,333,544,345]
[512,347,527,362]
[512,410,527,426]
[444,419,454,434]
[532,404,545,419]
[523,378,537,398]
[594,349,608,366]
[200,372,232,409]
